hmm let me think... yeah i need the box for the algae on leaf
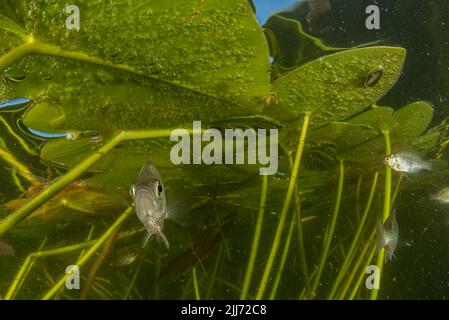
[265,46,406,128]
[0,0,270,134]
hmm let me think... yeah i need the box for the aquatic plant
[0,0,445,300]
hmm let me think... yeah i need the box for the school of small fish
[378,150,449,262]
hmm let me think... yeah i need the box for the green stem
[78,226,95,260]
[0,147,40,186]
[80,230,118,299]
[41,206,133,300]
[206,243,224,299]
[309,159,344,298]
[5,237,47,300]
[124,248,147,300]
[192,267,201,300]
[348,245,377,300]
[355,174,363,223]
[0,129,192,237]
[328,171,379,299]
[337,228,376,300]
[268,208,297,299]
[0,41,33,72]
[255,112,311,300]
[282,144,309,289]
[240,175,268,300]
[370,130,392,300]
[391,174,403,207]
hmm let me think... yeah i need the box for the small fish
[384,151,432,173]
[430,187,449,204]
[110,251,138,267]
[0,240,15,256]
[376,211,399,263]
[130,160,169,249]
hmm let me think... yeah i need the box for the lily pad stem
[255,112,311,300]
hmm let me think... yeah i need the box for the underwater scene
[0,0,449,300]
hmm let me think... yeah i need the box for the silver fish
[0,240,15,256]
[376,211,399,263]
[130,160,169,249]
[384,151,432,173]
[430,187,449,204]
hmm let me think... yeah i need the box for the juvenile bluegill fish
[377,211,399,263]
[430,187,449,204]
[130,160,169,249]
[384,151,432,173]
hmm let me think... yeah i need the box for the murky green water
[1,0,448,300]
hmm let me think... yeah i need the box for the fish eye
[155,181,163,197]
[385,156,391,163]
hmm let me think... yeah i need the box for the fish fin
[428,159,448,171]
[165,182,191,227]
[142,233,152,249]
[157,232,170,251]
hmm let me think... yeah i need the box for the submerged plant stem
[80,230,118,300]
[328,171,379,299]
[192,267,201,300]
[370,130,392,300]
[124,248,147,300]
[41,206,133,300]
[0,147,40,186]
[269,207,297,299]
[255,112,311,300]
[309,159,344,298]
[240,175,268,300]
[337,228,376,299]
[282,144,309,289]
[206,243,224,299]
[5,237,47,300]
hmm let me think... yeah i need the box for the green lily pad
[310,101,437,165]
[263,13,344,80]
[1,0,270,134]
[265,46,406,127]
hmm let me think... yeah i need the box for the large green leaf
[0,0,270,134]
[265,46,406,127]
[310,101,437,165]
